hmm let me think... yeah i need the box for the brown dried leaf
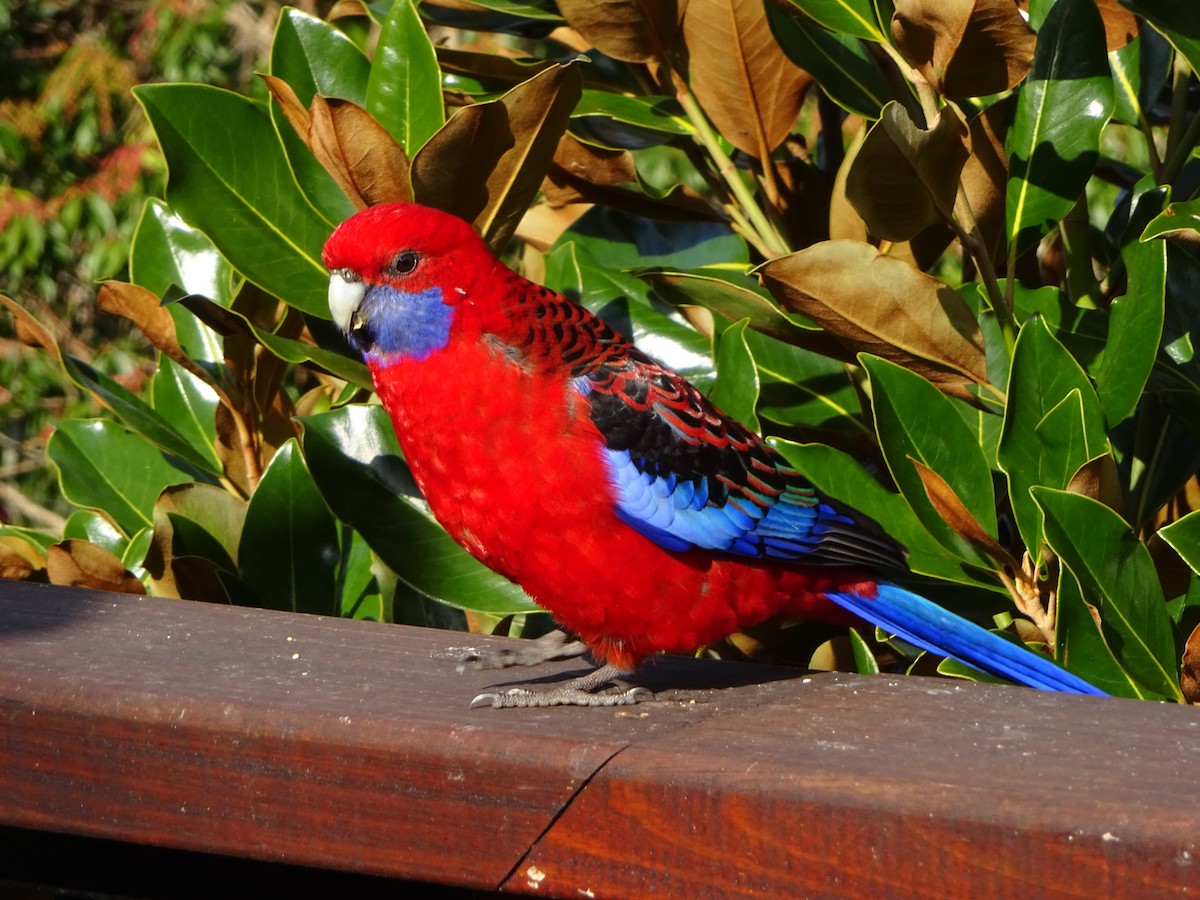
[960,95,1013,266]
[309,95,412,209]
[911,457,1016,568]
[1096,0,1138,52]
[892,0,1035,97]
[144,483,245,600]
[759,239,988,390]
[0,294,59,354]
[46,540,145,595]
[483,64,583,250]
[846,101,969,242]
[553,134,637,187]
[1066,454,1123,513]
[0,536,47,582]
[263,74,311,144]
[1182,623,1200,704]
[682,0,812,160]
[557,0,681,64]
[413,101,516,222]
[98,281,185,363]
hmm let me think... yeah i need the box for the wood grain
[1,580,1197,898]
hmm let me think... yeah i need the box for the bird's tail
[824,581,1107,696]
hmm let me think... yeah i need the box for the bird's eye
[391,251,420,276]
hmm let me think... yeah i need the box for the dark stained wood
[1,580,1198,898]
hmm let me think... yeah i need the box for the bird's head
[322,203,499,364]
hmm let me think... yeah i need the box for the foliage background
[3,0,1200,702]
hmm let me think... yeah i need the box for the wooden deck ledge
[1,580,1198,897]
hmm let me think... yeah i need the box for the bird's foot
[457,628,588,672]
[469,662,654,709]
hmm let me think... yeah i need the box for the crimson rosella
[322,202,1104,707]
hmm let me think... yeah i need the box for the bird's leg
[457,628,589,672]
[469,663,654,709]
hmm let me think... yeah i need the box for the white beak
[328,269,366,332]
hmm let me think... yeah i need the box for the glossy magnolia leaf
[366,0,444,154]
[1051,564,1148,698]
[1034,486,1183,701]
[564,205,748,270]
[556,0,681,63]
[845,101,970,241]
[47,419,195,538]
[1093,234,1166,426]
[708,318,761,431]
[1142,198,1200,244]
[238,439,340,616]
[891,0,1035,97]
[176,293,371,390]
[997,318,1109,560]
[135,84,331,316]
[682,0,811,161]
[63,510,128,557]
[744,328,867,436]
[151,355,221,473]
[1121,0,1200,77]
[861,354,997,565]
[130,199,234,305]
[1005,0,1113,262]
[299,404,540,614]
[57,352,220,476]
[46,540,145,595]
[759,240,988,393]
[766,3,889,119]
[571,91,692,138]
[1160,510,1200,577]
[271,7,370,105]
[783,0,885,42]
[770,439,991,587]
[647,269,823,349]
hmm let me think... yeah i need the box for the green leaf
[271,8,371,105]
[150,355,221,473]
[238,440,340,616]
[366,0,445,154]
[63,510,128,557]
[48,419,194,537]
[1142,197,1200,243]
[299,405,539,614]
[135,83,332,316]
[861,354,997,564]
[337,525,385,620]
[572,91,692,136]
[709,319,761,431]
[771,439,991,587]
[130,199,234,305]
[1035,487,1183,701]
[58,354,220,476]
[1006,0,1114,261]
[767,3,888,119]
[1093,233,1166,426]
[1160,509,1200,577]
[783,0,885,42]
[745,328,866,436]
[997,318,1109,559]
[1052,557,1146,697]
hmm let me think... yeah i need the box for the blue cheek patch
[363,285,454,362]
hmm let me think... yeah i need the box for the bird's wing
[574,350,904,571]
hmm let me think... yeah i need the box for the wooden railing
[1,580,1197,897]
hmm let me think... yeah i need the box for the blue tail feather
[825,582,1108,696]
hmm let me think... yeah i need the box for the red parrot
[322,202,1104,707]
